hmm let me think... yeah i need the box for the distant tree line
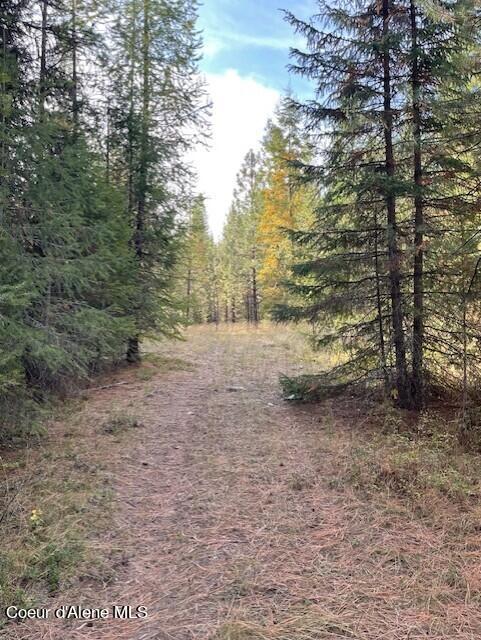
[177,97,314,326]
[183,0,481,416]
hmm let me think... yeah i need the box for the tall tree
[277,0,481,406]
[219,150,264,323]
[177,195,213,324]
[258,98,314,314]
[107,0,207,361]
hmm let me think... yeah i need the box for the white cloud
[190,69,279,239]
[203,31,305,57]
[202,37,224,59]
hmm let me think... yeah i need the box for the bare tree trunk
[71,0,78,129]
[127,0,149,364]
[1,25,6,187]
[373,208,389,388]
[252,263,259,324]
[126,1,137,223]
[106,106,111,184]
[214,286,219,326]
[186,264,192,323]
[410,0,424,410]
[39,0,47,115]
[382,0,410,408]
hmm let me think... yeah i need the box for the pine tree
[218,150,264,323]
[277,0,481,407]
[178,195,213,324]
[107,0,207,361]
[4,0,133,393]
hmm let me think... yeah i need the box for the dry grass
[0,359,174,632]
[2,323,481,639]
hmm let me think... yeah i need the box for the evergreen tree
[258,98,314,314]
[218,150,264,323]
[0,0,206,432]
[177,195,214,324]
[276,0,481,407]
[107,0,207,361]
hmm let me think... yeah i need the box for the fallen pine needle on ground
[1,323,481,639]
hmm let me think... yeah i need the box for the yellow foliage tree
[258,102,313,313]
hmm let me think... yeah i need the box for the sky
[191,0,316,238]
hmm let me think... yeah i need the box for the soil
[5,324,481,639]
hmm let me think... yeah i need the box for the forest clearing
[2,324,481,639]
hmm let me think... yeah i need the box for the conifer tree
[277,0,481,407]
[107,0,207,361]
[218,150,264,323]
[0,0,207,430]
[258,98,313,313]
[178,195,213,324]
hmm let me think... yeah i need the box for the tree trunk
[106,106,111,183]
[381,0,410,408]
[126,1,138,221]
[126,336,140,363]
[39,0,47,115]
[135,0,149,263]
[127,0,149,363]
[252,263,259,324]
[373,208,389,388]
[71,0,78,128]
[410,0,424,410]
[186,264,192,322]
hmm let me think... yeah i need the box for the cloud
[190,69,279,239]
[203,31,305,57]
[202,37,224,59]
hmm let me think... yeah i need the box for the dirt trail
[8,325,481,639]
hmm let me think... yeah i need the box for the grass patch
[345,410,480,503]
[22,539,84,594]
[142,352,193,373]
[0,403,114,622]
[212,612,355,639]
[101,412,142,435]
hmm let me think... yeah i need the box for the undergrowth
[0,402,136,623]
[344,408,480,504]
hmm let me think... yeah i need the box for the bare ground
[4,324,481,639]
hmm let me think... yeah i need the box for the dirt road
[7,325,481,639]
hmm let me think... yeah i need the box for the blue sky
[191,0,316,237]
[198,0,314,92]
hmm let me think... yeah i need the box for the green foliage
[0,0,205,432]
[275,0,481,411]
[23,540,83,594]
[219,150,264,323]
[176,195,219,324]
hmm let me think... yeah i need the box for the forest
[4,0,481,636]
[179,0,481,422]
[4,0,481,428]
[1,0,206,434]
